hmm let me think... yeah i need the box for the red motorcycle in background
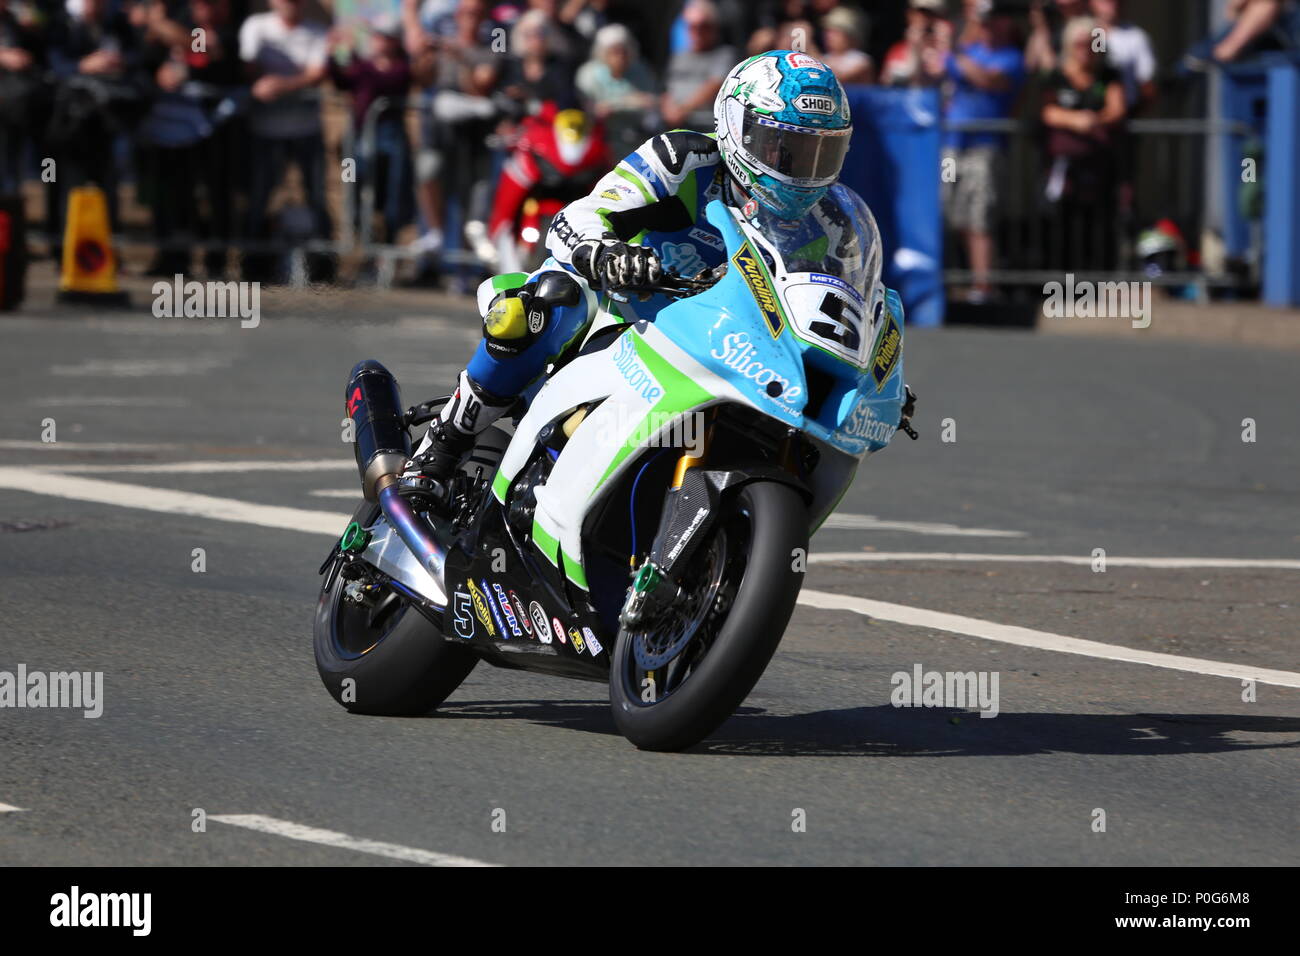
[470,102,611,274]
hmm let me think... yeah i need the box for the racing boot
[400,369,514,499]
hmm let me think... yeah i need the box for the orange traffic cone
[57,185,130,306]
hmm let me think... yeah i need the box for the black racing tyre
[609,480,808,751]
[314,500,477,715]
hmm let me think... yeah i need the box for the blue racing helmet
[714,49,853,220]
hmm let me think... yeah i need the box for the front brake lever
[898,385,919,440]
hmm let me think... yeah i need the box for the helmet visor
[741,114,852,186]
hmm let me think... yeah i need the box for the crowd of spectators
[0,0,1293,288]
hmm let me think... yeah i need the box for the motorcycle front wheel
[609,480,808,751]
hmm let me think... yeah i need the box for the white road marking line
[811,552,1300,570]
[819,514,1024,537]
[210,814,497,867]
[3,467,1296,687]
[46,459,354,475]
[0,317,223,334]
[51,358,230,377]
[0,441,181,451]
[27,396,193,408]
[0,468,346,536]
[800,589,1300,688]
[0,803,27,812]
[309,489,363,498]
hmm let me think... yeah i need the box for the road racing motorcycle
[315,190,915,751]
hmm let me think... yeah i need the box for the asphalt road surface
[1,295,1297,866]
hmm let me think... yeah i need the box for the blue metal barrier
[1264,63,1300,306]
[840,86,944,327]
[1220,55,1300,305]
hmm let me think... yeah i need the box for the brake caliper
[619,560,683,628]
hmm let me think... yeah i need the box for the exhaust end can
[345,359,411,501]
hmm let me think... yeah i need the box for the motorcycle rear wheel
[314,501,477,716]
[609,480,808,751]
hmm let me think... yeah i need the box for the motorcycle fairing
[488,199,905,591]
[490,319,755,590]
[439,492,612,677]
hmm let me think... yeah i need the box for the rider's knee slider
[483,293,533,358]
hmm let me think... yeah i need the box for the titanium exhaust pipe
[376,481,447,581]
[345,360,447,582]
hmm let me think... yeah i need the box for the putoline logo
[731,245,785,339]
[467,579,495,637]
[870,307,902,391]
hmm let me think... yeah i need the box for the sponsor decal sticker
[659,134,678,167]
[510,592,533,636]
[794,93,835,115]
[529,601,551,643]
[582,627,603,657]
[660,241,705,279]
[492,582,522,637]
[710,330,802,403]
[552,617,566,643]
[550,211,581,251]
[785,51,822,70]
[689,227,725,250]
[666,507,709,564]
[467,579,495,637]
[731,244,785,339]
[482,578,507,637]
[612,334,664,403]
[809,271,864,303]
[869,307,902,391]
[843,396,897,445]
[569,627,586,655]
[453,591,475,639]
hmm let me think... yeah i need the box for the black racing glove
[571,239,663,290]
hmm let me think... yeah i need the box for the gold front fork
[671,417,712,489]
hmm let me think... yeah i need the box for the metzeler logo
[482,579,507,637]
[50,886,151,936]
[731,245,785,338]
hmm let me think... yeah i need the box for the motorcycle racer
[405,49,864,485]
